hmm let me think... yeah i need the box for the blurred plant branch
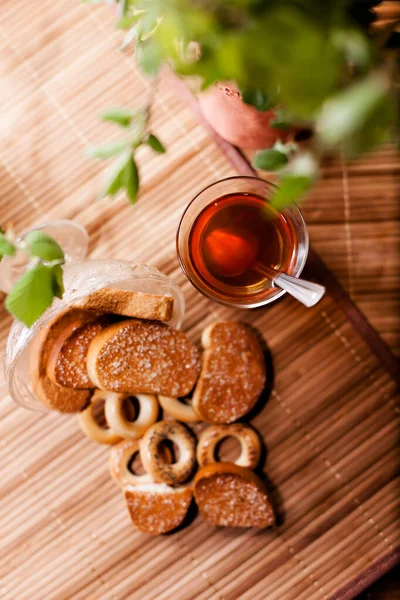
[86,79,165,204]
[84,0,399,207]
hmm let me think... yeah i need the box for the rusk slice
[78,288,174,321]
[125,483,193,534]
[87,319,200,397]
[47,316,111,388]
[29,309,93,412]
[194,463,275,528]
[192,321,266,423]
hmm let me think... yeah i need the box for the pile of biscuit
[29,288,275,535]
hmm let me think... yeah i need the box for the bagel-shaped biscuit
[78,389,123,444]
[105,393,159,440]
[140,421,196,486]
[197,424,261,469]
[158,395,201,423]
[109,439,173,489]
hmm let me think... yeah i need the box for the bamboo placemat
[0,2,399,599]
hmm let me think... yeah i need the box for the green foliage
[86,140,132,159]
[92,0,395,128]
[88,105,166,203]
[242,89,276,112]
[331,28,371,69]
[344,93,394,157]
[51,264,65,298]
[101,107,135,127]
[269,109,292,130]
[135,42,164,75]
[1,228,66,326]
[271,175,312,209]
[98,151,132,199]
[253,149,289,171]
[24,231,64,262]
[87,0,396,207]
[317,71,393,154]
[5,263,57,327]
[252,142,318,207]
[0,231,16,258]
[123,155,140,203]
[108,1,395,126]
[145,133,166,153]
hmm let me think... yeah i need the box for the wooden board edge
[330,547,400,600]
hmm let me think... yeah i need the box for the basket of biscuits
[26,285,275,535]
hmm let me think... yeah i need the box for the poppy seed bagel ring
[140,420,196,486]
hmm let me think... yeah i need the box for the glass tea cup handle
[0,220,89,293]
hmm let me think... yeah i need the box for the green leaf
[253,149,289,171]
[119,24,140,50]
[317,71,390,148]
[343,94,394,158]
[118,0,130,17]
[24,231,64,262]
[117,1,146,27]
[332,28,371,69]
[135,42,163,76]
[248,7,342,118]
[51,264,64,299]
[101,107,134,128]
[145,134,166,154]
[116,10,144,30]
[123,156,140,204]
[269,108,292,130]
[5,263,56,327]
[0,232,16,257]
[116,15,133,29]
[270,175,312,209]
[242,88,276,112]
[86,140,131,159]
[98,151,132,199]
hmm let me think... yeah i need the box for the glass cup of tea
[176,176,309,308]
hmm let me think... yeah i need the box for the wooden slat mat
[250,145,400,359]
[0,3,399,599]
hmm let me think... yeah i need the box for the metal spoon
[254,264,326,308]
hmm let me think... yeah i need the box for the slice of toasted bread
[77,288,174,321]
[86,319,200,397]
[47,316,111,389]
[29,308,94,412]
[194,463,275,528]
[192,321,266,423]
[124,483,193,534]
[32,374,90,413]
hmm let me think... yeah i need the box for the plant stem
[144,75,159,127]
[119,0,128,20]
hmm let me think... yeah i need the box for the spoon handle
[273,272,326,308]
